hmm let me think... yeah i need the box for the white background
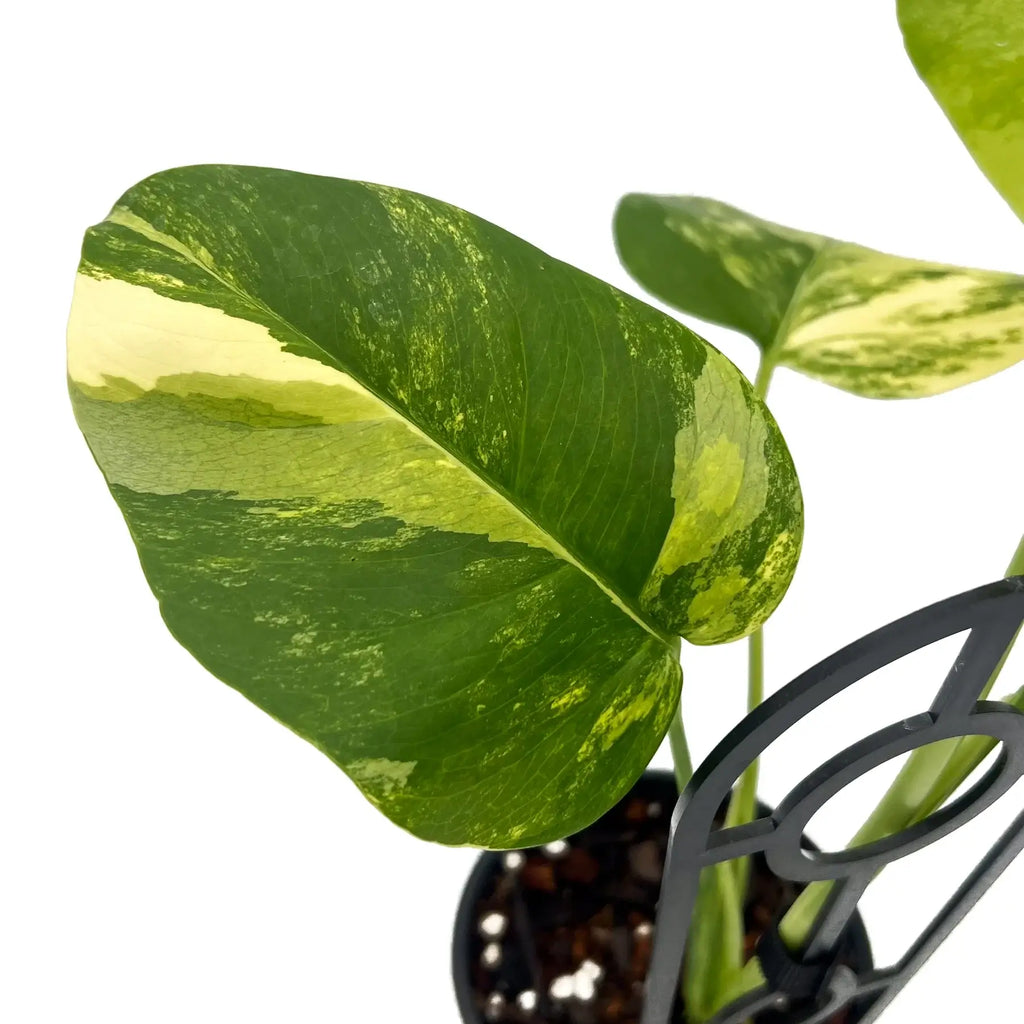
[4,1,1024,1022]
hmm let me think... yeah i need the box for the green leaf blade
[615,195,1024,399]
[69,166,802,845]
[614,194,826,351]
[899,0,1024,223]
[101,474,682,848]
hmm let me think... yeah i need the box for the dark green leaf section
[109,485,679,849]
[900,0,1024,223]
[614,195,1024,398]
[614,195,825,350]
[68,166,805,845]
[95,167,695,606]
[71,384,681,847]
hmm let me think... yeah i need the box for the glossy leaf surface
[615,195,1024,398]
[69,166,802,846]
[900,0,1024,222]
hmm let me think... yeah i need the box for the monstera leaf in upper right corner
[900,0,1024,224]
[614,194,1024,399]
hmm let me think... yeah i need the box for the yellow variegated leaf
[68,166,804,847]
[900,0,1024,223]
[615,195,1024,398]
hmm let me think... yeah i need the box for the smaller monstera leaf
[68,166,803,848]
[900,0,1024,224]
[614,194,1024,399]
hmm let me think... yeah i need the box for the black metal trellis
[641,576,1024,1024]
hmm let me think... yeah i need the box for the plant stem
[725,627,764,899]
[684,862,745,1022]
[669,677,744,1023]
[900,532,1024,827]
[731,530,1024,994]
[669,700,694,795]
[808,531,1023,869]
[752,358,774,401]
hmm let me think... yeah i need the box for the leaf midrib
[107,206,675,648]
[761,241,836,373]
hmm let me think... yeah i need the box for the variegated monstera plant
[67,2,1024,1023]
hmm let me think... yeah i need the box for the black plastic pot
[452,769,873,1024]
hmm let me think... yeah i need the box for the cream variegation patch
[68,272,667,644]
[624,194,1024,399]
[576,643,679,761]
[641,352,769,601]
[781,249,1024,397]
[68,273,355,398]
[344,757,417,799]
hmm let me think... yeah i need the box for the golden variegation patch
[68,272,666,643]
[782,246,1024,397]
[900,0,1024,223]
[641,353,769,625]
[616,195,1024,399]
[344,758,418,801]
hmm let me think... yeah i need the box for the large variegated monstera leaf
[614,195,1024,398]
[900,0,1024,224]
[68,166,802,847]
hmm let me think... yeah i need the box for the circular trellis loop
[765,704,1024,883]
[638,577,1024,1024]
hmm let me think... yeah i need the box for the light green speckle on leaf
[615,194,1024,399]
[900,0,1024,223]
[68,165,803,846]
[345,758,418,799]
